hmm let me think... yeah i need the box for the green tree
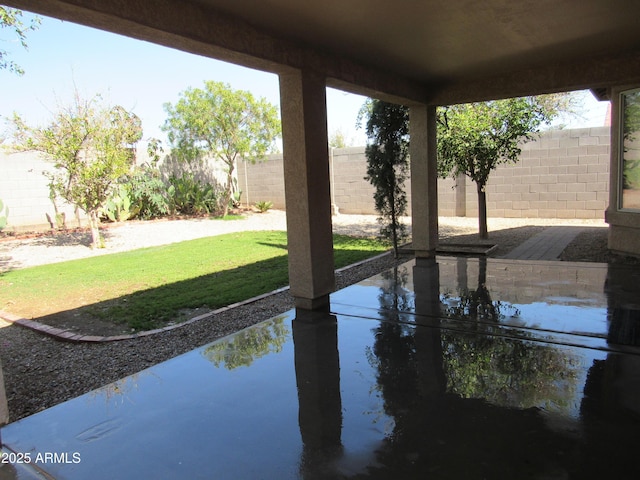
[11,93,142,248]
[361,99,410,258]
[437,96,567,238]
[162,81,281,217]
[0,6,40,75]
[329,128,351,148]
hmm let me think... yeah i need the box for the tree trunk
[390,175,399,259]
[89,210,103,249]
[221,162,234,218]
[221,189,231,218]
[75,206,82,228]
[476,182,488,239]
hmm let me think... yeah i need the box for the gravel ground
[0,210,608,271]
[0,211,615,421]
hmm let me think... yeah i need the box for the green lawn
[0,231,386,331]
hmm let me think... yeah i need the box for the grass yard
[0,231,386,331]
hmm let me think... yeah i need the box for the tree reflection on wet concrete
[1,257,639,479]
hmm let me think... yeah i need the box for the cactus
[0,198,8,231]
[103,185,138,222]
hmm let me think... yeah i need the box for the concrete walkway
[500,225,586,260]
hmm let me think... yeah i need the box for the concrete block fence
[1,126,610,230]
[238,126,610,219]
[463,126,611,219]
[0,151,88,231]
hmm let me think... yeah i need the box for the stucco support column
[279,70,335,309]
[410,104,438,257]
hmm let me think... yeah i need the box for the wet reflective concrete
[2,257,640,479]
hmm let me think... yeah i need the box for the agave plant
[254,200,273,213]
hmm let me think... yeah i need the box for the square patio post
[279,70,335,309]
[410,104,439,256]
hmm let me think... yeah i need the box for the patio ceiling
[6,0,640,105]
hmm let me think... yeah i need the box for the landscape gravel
[0,210,609,421]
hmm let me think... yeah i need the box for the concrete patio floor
[1,256,640,479]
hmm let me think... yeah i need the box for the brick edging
[0,285,291,343]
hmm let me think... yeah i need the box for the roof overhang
[5,0,640,105]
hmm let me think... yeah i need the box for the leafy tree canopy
[11,93,142,247]
[438,94,572,238]
[437,96,567,183]
[0,6,40,75]
[162,81,281,217]
[329,128,353,148]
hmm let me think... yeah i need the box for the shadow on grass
[30,245,387,335]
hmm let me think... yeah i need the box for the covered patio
[5,0,640,312]
[2,256,640,478]
[2,0,640,477]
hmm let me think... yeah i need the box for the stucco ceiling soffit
[431,49,640,106]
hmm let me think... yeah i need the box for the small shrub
[127,167,170,219]
[254,200,273,213]
[168,174,220,216]
[103,184,138,222]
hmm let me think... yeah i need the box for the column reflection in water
[413,258,446,398]
[292,309,343,478]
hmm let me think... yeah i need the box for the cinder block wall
[236,153,286,209]
[1,127,611,230]
[237,147,415,214]
[330,147,414,214]
[460,126,611,219]
[0,151,86,231]
[239,126,610,219]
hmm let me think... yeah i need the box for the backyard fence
[1,126,610,230]
[238,126,610,220]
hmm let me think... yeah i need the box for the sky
[1,10,610,148]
